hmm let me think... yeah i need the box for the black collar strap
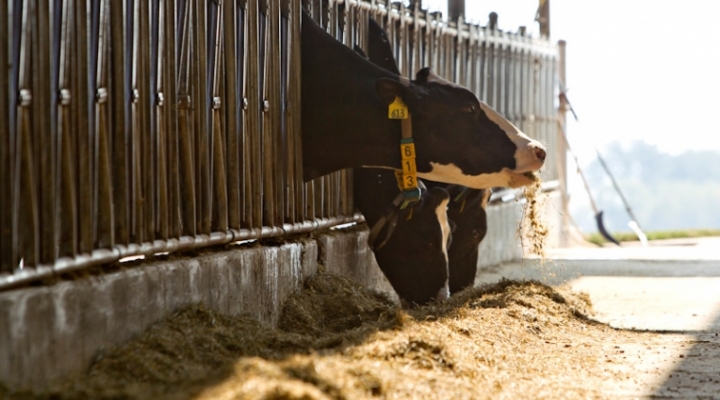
[368,76,423,250]
[389,76,421,204]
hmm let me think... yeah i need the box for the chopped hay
[2,273,654,400]
[519,175,549,259]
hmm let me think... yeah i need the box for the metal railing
[0,0,559,289]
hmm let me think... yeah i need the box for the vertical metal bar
[210,1,228,232]
[14,0,40,268]
[138,0,155,242]
[31,0,55,264]
[289,0,304,223]
[546,53,557,180]
[485,27,495,105]
[176,0,197,236]
[469,22,480,96]
[528,47,537,139]
[455,20,464,86]
[478,28,487,102]
[193,0,210,234]
[245,0,262,230]
[557,39,569,243]
[398,3,409,76]
[500,33,508,116]
[411,6,421,78]
[423,12,433,76]
[444,29,453,81]
[448,0,464,22]
[110,0,129,246]
[94,0,115,249]
[1,1,12,271]
[223,0,240,230]
[72,0,93,254]
[511,40,521,126]
[56,0,78,259]
[162,0,179,238]
[128,1,145,243]
[280,0,294,223]
[153,0,169,240]
[261,0,279,227]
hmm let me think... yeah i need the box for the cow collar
[390,76,421,203]
[368,76,423,250]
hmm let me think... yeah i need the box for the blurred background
[423,0,720,238]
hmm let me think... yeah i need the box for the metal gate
[0,0,559,289]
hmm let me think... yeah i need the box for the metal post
[557,39,569,247]
[536,0,550,38]
[448,0,464,22]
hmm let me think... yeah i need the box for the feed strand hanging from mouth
[518,173,549,261]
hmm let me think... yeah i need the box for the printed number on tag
[400,143,415,160]
[402,174,417,190]
[388,96,409,119]
[402,159,416,175]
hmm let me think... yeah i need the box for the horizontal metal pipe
[0,213,365,292]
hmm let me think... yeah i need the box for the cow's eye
[462,104,478,114]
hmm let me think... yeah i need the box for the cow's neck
[302,16,403,181]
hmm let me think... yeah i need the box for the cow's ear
[375,78,408,105]
[415,68,432,83]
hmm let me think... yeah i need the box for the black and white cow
[301,10,546,189]
[352,19,452,305]
[354,16,503,299]
[302,11,541,304]
[442,185,490,293]
[354,168,452,305]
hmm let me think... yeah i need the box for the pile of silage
[3,273,639,400]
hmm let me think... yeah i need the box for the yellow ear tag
[388,96,409,119]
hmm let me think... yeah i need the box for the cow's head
[445,186,490,293]
[371,186,452,306]
[374,69,545,189]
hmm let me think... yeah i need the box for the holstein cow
[356,17,493,297]
[355,168,453,305]
[301,10,546,189]
[301,11,543,303]
[352,20,453,305]
[441,185,490,293]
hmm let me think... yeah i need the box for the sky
[421,0,720,232]
[422,0,720,161]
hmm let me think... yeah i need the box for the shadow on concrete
[650,309,720,399]
[479,255,720,397]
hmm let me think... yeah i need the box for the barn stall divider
[0,0,564,387]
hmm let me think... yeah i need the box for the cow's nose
[532,145,546,163]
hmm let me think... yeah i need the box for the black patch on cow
[301,10,521,182]
[355,178,450,305]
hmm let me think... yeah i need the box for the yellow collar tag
[388,96,409,119]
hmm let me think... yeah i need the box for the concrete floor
[477,237,720,399]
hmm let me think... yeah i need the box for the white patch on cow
[418,162,535,189]
[434,195,451,302]
[481,189,492,208]
[479,103,545,173]
[423,71,545,175]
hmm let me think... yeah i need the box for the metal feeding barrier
[0,0,560,290]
